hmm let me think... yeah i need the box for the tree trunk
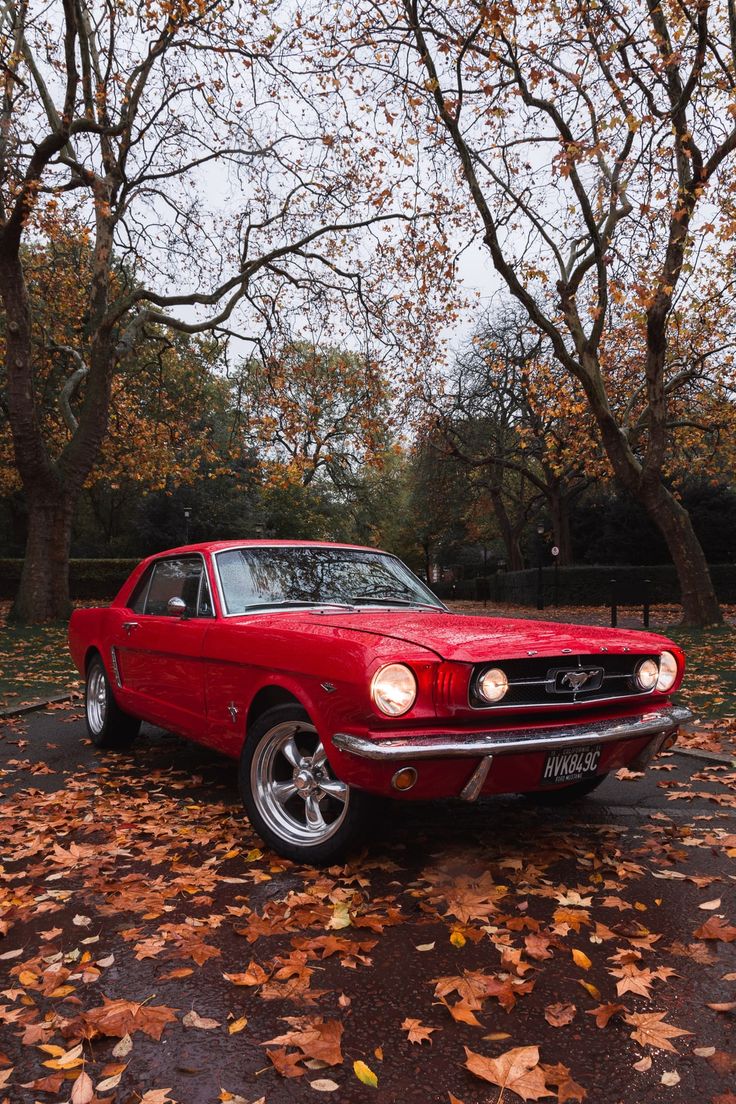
[563,353,723,626]
[9,491,76,623]
[1,254,114,622]
[488,487,525,570]
[639,480,722,627]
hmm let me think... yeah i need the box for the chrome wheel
[251,720,349,847]
[86,663,108,735]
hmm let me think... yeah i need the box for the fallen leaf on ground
[624,1012,692,1052]
[544,1003,576,1028]
[111,1033,132,1057]
[585,1003,627,1028]
[541,1061,586,1102]
[75,997,177,1040]
[694,917,736,942]
[353,1060,378,1087]
[401,1017,438,1044]
[70,1070,94,1104]
[263,1017,343,1066]
[464,1045,554,1100]
[266,1049,305,1078]
[183,1010,220,1030]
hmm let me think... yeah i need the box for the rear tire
[239,703,371,864]
[85,654,140,749]
[521,774,607,805]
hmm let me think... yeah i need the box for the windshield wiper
[244,600,358,612]
[243,600,315,611]
[349,594,440,610]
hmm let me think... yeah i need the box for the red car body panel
[68,540,689,802]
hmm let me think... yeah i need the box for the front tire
[85,654,140,749]
[239,704,370,864]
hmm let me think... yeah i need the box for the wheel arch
[246,684,302,733]
[84,645,103,673]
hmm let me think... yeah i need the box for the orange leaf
[464,1046,554,1100]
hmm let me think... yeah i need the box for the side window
[144,557,205,617]
[127,564,154,613]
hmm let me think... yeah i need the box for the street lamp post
[551,545,560,606]
[183,507,192,544]
[536,524,545,610]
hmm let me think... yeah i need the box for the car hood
[285,610,675,662]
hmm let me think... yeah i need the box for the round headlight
[477,667,509,704]
[656,650,678,692]
[371,663,417,716]
[636,658,659,691]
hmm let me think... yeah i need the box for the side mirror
[167,596,187,618]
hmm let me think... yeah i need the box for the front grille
[470,653,659,709]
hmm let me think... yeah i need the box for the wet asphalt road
[1,706,735,1104]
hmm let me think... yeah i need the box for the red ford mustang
[68,540,691,862]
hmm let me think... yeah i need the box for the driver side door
[113,554,214,739]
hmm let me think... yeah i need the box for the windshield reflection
[215,546,444,615]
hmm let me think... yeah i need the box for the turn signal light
[391,767,418,791]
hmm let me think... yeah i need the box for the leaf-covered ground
[1,707,735,1104]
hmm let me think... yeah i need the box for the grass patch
[0,607,79,709]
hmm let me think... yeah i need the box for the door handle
[121,621,139,633]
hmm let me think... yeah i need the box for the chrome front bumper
[332,705,693,762]
[333,705,692,803]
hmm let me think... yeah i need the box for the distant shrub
[0,560,138,601]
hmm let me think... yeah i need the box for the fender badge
[321,682,337,693]
[228,702,238,722]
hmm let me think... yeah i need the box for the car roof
[152,539,389,557]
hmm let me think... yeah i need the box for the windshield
[214,546,445,615]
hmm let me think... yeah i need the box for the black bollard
[643,577,651,628]
[610,578,617,628]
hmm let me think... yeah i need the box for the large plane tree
[324,0,736,625]
[0,0,434,621]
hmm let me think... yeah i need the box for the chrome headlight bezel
[656,650,678,693]
[635,657,659,691]
[475,666,509,705]
[370,663,417,717]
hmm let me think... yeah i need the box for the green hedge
[0,559,138,601]
[432,564,736,606]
